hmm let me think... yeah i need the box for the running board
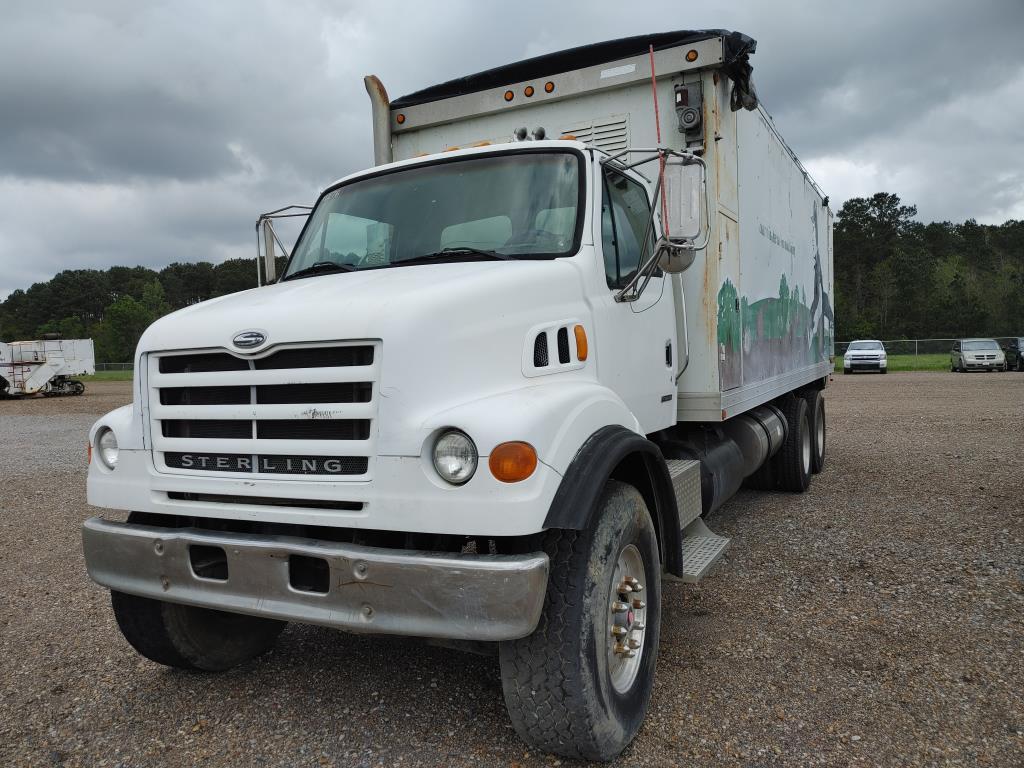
[666,459,731,583]
[680,517,730,583]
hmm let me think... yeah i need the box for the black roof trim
[391,29,757,110]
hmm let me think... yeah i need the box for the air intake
[533,333,549,367]
[557,328,570,364]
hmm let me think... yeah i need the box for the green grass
[835,353,951,373]
[81,370,134,381]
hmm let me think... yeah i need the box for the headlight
[432,430,477,485]
[96,427,119,470]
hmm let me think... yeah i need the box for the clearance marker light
[573,325,588,361]
[396,113,406,124]
[544,81,555,93]
[524,85,535,97]
[504,90,514,101]
[686,49,699,62]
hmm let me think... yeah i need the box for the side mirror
[661,160,703,243]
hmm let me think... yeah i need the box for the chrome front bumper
[82,518,549,641]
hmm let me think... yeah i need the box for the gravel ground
[1,374,1022,767]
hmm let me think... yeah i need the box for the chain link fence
[836,337,1018,356]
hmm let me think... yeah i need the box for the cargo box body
[386,32,833,423]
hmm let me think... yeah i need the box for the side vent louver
[533,333,549,367]
[557,328,570,364]
[524,321,587,377]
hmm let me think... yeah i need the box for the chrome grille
[149,342,379,479]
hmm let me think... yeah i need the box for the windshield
[284,151,581,278]
[849,341,883,351]
[963,340,999,351]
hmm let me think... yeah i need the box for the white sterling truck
[83,30,833,761]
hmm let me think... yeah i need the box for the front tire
[499,481,661,761]
[111,591,286,672]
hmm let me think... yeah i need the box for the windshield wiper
[281,260,357,281]
[394,247,513,266]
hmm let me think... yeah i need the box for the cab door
[593,164,677,432]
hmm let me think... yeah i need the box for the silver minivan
[951,339,1007,372]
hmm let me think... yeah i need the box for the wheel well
[608,453,668,565]
[543,426,683,576]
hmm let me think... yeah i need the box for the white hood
[137,258,592,456]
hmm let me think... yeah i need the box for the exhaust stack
[364,75,393,165]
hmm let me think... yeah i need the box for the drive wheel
[111,591,286,672]
[777,395,812,492]
[499,481,661,761]
[802,390,826,474]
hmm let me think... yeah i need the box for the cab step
[680,517,731,583]
[665,459,731,583]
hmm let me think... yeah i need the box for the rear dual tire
[743,392,820,491]
[777,395,813,492]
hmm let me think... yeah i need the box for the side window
[601,169,653,289]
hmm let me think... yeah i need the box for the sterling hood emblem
[232,330,267,349]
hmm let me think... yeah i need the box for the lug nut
[632,599,646,610]
[632,621,645,631]
[628,638,641,650]
[611,626,627,637]
[625,649,637,658]
[618,583,634,593]
[612,600,629,613]
[613,642,628,655]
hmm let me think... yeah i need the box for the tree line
[1,192,1021,362]
[834,193,1023,340]
[0,258,281,362]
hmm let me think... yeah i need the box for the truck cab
[82,30,832,761]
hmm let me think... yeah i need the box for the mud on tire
[498,480,661,762]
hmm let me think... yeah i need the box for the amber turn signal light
[489,442,538,483]
[573,325,588,361]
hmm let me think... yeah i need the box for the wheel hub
[607,544,647,693]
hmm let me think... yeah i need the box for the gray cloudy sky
[1,0,1022,299]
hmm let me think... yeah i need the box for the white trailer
[82,30,833,761]
[0,337,94,396]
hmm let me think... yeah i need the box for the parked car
[951,338,1006,372]
[1001,337,1024,371]
[843,340,887,374]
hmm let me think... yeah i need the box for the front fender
[89,404,141,449]
[421,381,641,474]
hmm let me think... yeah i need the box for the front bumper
[83,517,549,641]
